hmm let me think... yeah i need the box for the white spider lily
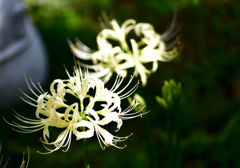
[38,103,94,154]
[69,16,181,86]
[5,59,147,153]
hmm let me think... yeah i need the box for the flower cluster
[5,61,146,154]
[69,16,181,86]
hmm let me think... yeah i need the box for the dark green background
[1,0,240,167]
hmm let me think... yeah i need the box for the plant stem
[83,125,90,168]
[83,138,90,168]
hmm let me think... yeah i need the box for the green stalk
[80,101,90,168]
[83,127,90,168]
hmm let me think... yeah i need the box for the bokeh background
[1,0,240,167]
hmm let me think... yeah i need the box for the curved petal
[73,120,94,140]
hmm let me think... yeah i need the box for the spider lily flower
[69,15,181,86]
[38,103,94,154]
[5,60,147,153]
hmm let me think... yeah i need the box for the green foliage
[156,79,181,109]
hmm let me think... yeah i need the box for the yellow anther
[37,82,40,85]
[73,66,76,69]
[173,46,176,50]
[125,145,127,147]
[37,151,39,153]
[131,133,133,135]
[177,41,181,45]
[8,157,10,160]
[12,128,14,130]
[29,77,31,80]
[75,42,79,46]
[62,150,65,152]
[18,88,21,90]
[39,137,42,141]
[23,152,25,154]
[70,48,74,53]
[103,146,106,150]
[63,64,66,67]
[125,137,128,139]
[137,80,140,84]
[76,60,80,64]
[27,86,30,88]
[22,160,26,164]
[19,96,22,98]
[1,155,3,158]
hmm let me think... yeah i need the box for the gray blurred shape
[0,0,49,108]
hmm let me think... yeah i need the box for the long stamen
[23,74,39,98]
[19,96,37,107]
[119,81,139,99]
[116,74,135,95]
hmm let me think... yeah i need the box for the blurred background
[1,0,240,167]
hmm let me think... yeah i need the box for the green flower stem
[83,127,90,168]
